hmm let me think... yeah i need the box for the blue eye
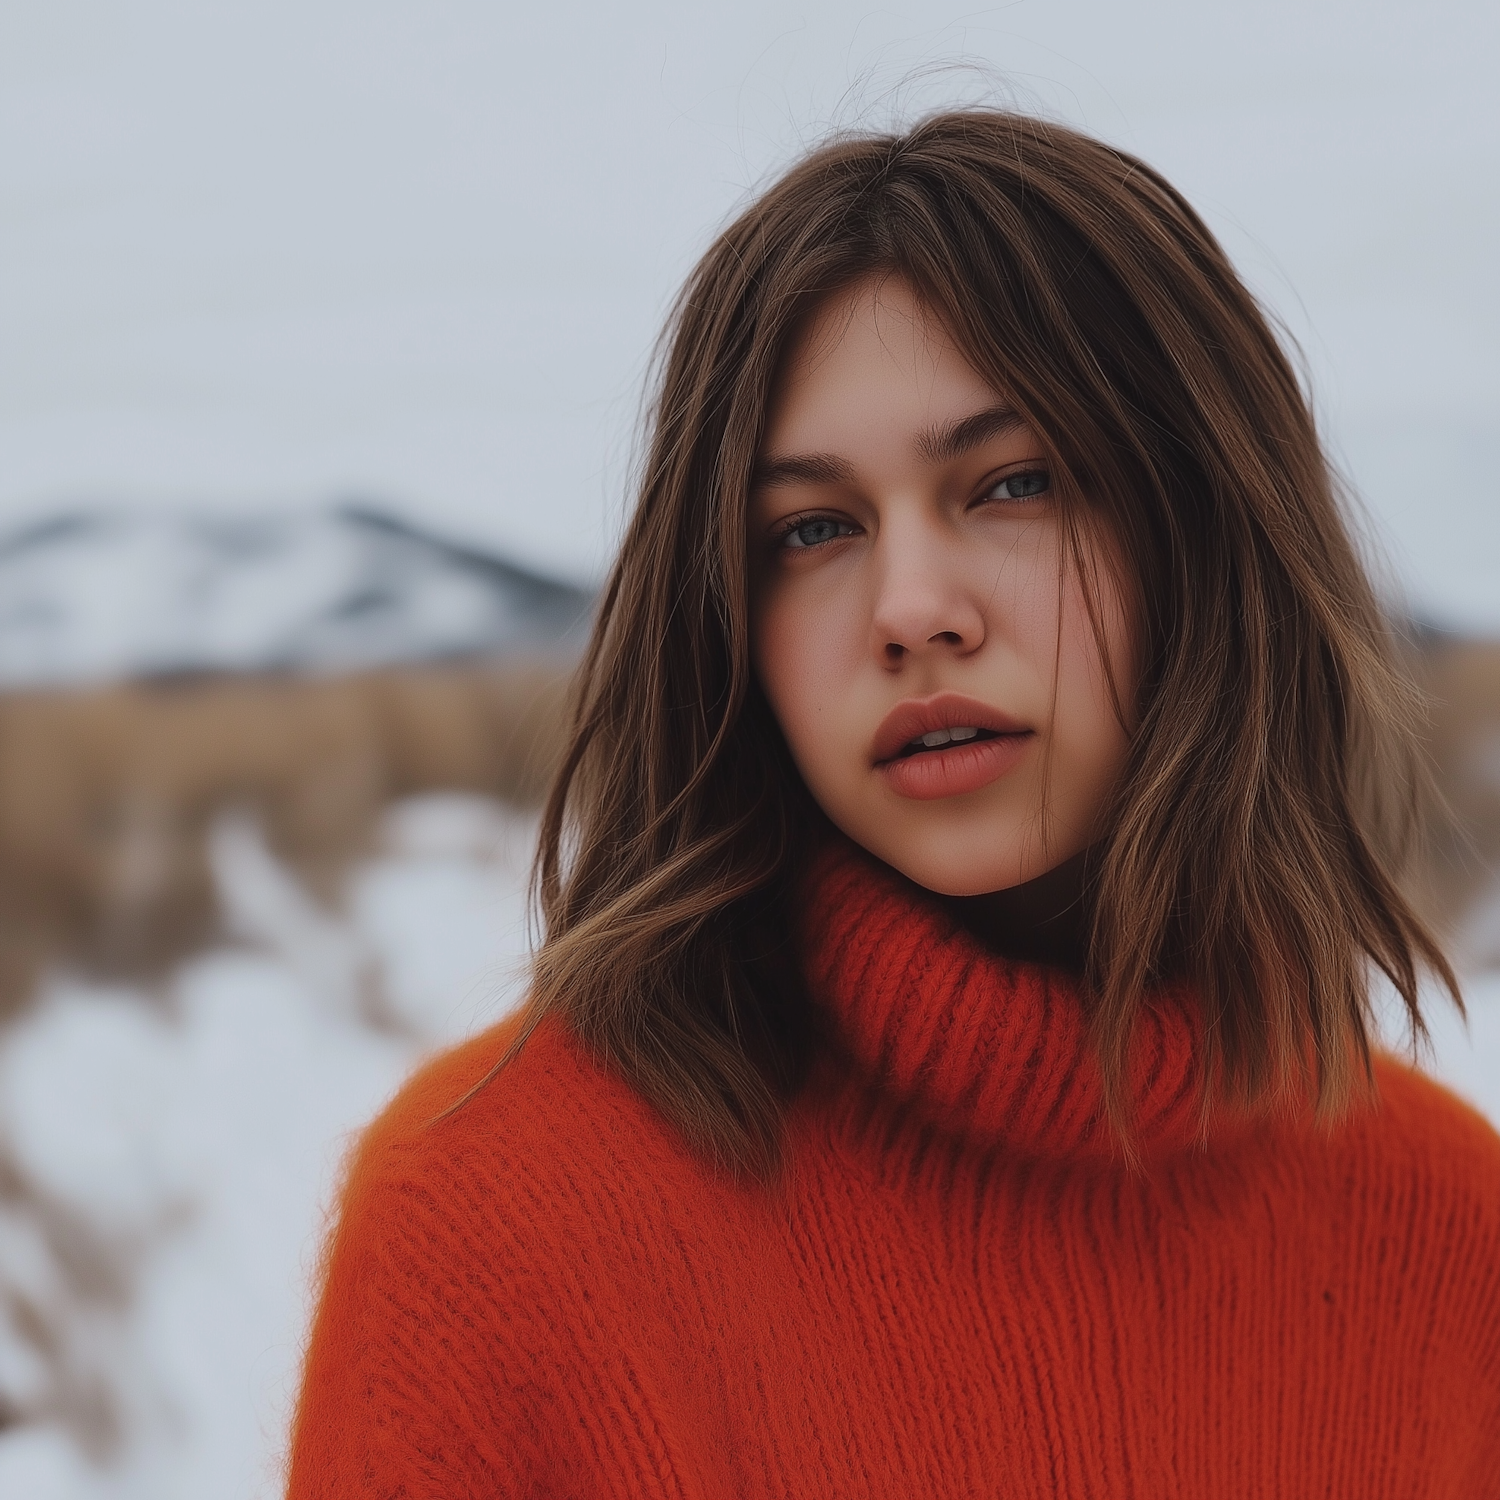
[781,516,853,549]
[988,469,1051,501]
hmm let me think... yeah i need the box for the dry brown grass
[0,657,574,1014]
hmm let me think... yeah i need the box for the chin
[891,862,1028,898]
[855,825,1047,898]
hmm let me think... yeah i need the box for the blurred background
[0,1,1496,1494]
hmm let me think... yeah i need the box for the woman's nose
[869,530,986,666]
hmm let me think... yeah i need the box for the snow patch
[0,795,536,1496]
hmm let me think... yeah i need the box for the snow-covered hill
[0,505,592,690]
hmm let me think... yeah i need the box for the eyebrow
[750,452,856,489]
[914,404,1027,464]
[751,404,1028,489]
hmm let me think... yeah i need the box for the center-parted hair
[494,110,1455,1172]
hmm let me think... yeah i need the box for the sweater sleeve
[1458,1113,1500,1497]
[1460,1209,1500,1495]
[284,1115,571,1500]
[1385,1062,1500,1497]
[284,1023,708,1500]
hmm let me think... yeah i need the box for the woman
[286,112,1500,1497]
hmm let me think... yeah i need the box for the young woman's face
[749,275,1138,896]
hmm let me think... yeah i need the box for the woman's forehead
[762,276,1012,458]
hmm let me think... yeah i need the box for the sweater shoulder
[292,1020,729,1494]
[1371,1053,1500,1172]
[351,1009,593,1167]
[347,1007,663,1171]
[1361,1054,1500,1234]
[331,1011,713,1271]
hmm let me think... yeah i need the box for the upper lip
[871,692,1031,764]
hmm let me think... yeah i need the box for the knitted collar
[799,839,1218,1161]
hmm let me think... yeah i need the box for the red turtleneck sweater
[287,847,1500,1497]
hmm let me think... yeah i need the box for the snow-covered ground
[0,786,1492,1499]
[1421,978,1500,1130]
[0,793,537,1500]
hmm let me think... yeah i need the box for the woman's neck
[940,849,1093,973]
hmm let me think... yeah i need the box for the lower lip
[878,733,1034,801]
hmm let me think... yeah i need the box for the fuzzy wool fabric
[287,843,1500,1498]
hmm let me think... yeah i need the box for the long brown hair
[501,110,1456,1172]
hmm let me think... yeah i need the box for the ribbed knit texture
[802,842,1216,1157]
[288,843,1500,1498]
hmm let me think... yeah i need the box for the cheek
[751,580,864,777]
[751,602,805,746]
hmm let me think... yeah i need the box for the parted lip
[871,692,1031,765]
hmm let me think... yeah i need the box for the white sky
[1,0,1496,623]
